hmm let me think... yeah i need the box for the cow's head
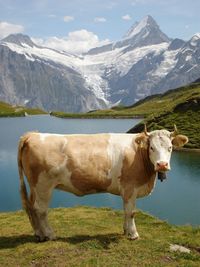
[135,125,188,172]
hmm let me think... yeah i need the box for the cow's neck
[139,147,155,178]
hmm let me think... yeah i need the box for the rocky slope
[0,35,106,112]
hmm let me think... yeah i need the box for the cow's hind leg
[31,177,55,242]
[123,193,139,240]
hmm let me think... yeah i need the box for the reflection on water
[0,115,200,226]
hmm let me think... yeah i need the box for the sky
[0,0,199,54]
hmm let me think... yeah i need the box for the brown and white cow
[18,126,188,241]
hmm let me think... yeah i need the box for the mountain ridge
[0,15,200,112]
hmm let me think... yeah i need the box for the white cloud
[94,17,107,23]
[34,29,110,55]
[48,14,57,18]
[122,14,132,21]
[0,21,24,39]
[63,16,74,22]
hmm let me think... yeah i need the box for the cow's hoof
[34,235,49,242]
[123,229,128,235]
[128,233,139,240]
[34,233,56,242]
[35,235,44,242]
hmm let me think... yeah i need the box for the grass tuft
[0,101,47,117]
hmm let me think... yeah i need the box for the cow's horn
[171,124,178,137]
[144,124,149,136]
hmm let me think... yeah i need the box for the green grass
[140,110,200,149]
[0,101,47,117]
[0,206,200,266]
[51,110,142,119]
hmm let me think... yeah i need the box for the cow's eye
[150,146,154,151]
[168,146,172,152]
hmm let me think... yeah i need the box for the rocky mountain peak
[87,15,170,55]
[189,33,200,47]
[1,33,36,47]
[122,15,170,46]
[123,15,158,39]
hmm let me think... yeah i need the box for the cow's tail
[18,135,30,211]
[17,134,35,222]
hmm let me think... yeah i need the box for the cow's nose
[156,161,169,171]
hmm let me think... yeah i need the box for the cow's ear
[135,133,149,149]
[172,134,188,147]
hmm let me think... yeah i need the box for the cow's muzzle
[155,161,170,172]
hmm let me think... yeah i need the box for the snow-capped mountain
[0,15,200,112]
[0,34,107,112]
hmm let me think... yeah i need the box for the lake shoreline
[174,147,200,153]
[50,114,144,119]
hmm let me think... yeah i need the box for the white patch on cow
[106,133,136,195]
[54,164,81,195]
[39,133,65,142]
[149,130,172,171]
[49,140,82,196]
[123,191,139,239]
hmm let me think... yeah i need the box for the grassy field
[0,101,46,117]
[0,206,200,266]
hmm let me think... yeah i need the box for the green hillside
[52,82,200,148]
[0,101,47,117]
[0,207,200,266]
[127,83,200,149]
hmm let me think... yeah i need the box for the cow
[18,126,188,242]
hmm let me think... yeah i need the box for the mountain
[0,15,200,112]
[83,16,200,106]
[0,34,107,112]
[88,15,170,55]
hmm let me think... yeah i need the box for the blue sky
[0,0,199,54]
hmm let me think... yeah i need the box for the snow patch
[24,99,30,104]
[190,33,200,46]
[153,48,180,78]
[83,74,110,104]
[115,43,168,76]
[185,55,192,61]
[2,42,81,71]
[186,65,197,73]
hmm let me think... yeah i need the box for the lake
[0,115,199,226]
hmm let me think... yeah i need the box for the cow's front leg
[123,194,139,240]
